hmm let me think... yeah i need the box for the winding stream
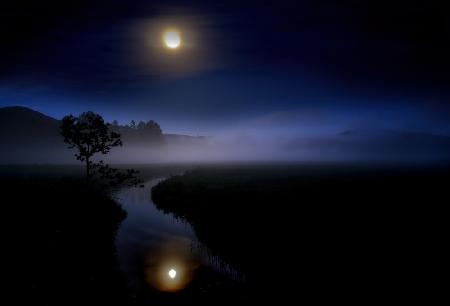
[115,179,241,293]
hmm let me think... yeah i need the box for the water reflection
[168,269,177,279]
[116,179,244,296]
[143,239,199,292]
[116,180,199,292]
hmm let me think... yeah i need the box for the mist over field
[108,131,450,163]
[1,106,450,164]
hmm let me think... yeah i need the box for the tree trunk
[86,158,90,183]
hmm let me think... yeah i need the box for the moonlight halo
[163,29,182,49]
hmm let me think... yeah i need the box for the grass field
[3,162,447,303]
[152,162,449,302]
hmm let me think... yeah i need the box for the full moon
[163,30,181,49]
[168,269,177,279]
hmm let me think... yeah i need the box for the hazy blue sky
[1,0,449,135]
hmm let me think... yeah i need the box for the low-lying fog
[2,107,450,164]
[106,130,450,163]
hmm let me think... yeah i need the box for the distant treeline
[111,120,164,146]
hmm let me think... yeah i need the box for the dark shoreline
[152,163,449,302]
[3,176,129,304]
[3,162,447,303]
[3,164,195,303]
[4,163,242,305]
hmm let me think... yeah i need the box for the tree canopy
[61,111,138,187]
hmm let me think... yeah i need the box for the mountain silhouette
[0,106,206,164]
[0,106,67,163]
[0,106,61,144]
[338,128,450,158]
[279,128,450,161]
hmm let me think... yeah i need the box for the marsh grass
[152,163,450,303]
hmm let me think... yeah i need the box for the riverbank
[3,176,129,303]
[151,163,450,302]
[3,163,246,305]
[2,164,192,304]
[117,179,249,305]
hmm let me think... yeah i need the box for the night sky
[1,0,449,135]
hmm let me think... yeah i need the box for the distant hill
[0,106,207,164]
[0,106,61,145]
[337,129,450,159]
[0,106,67,163]
[284,128,450,161]
[164,133,210,145]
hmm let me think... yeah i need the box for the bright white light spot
[163,30,181,49]
[168,269,177,279]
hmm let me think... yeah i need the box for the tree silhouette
[61,111,122,182]
[137,121,146,130]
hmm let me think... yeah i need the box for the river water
[115,179,240,294]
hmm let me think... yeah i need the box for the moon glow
[163,30,181,49]
[168,269,177,279]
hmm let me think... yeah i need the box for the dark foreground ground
[152,162,450,303]
[4,176,129,304]
[2,164,246,305]
[3,163,448,304]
